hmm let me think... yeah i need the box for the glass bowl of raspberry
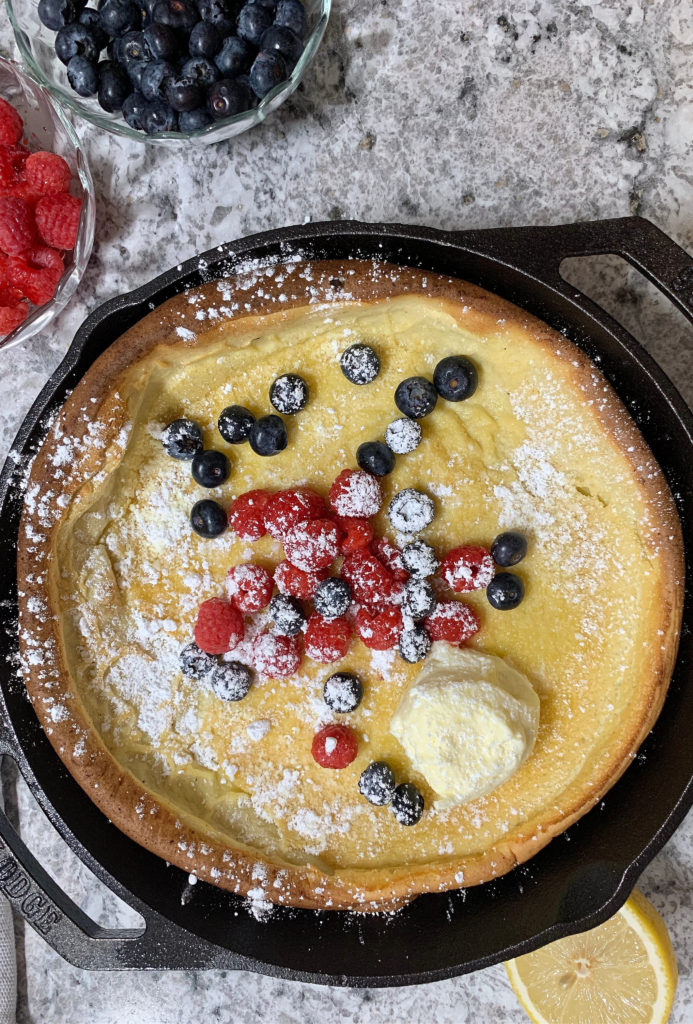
[6,0,330,144]
[0,57,94,349]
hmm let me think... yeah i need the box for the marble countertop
[2,0,693,1020]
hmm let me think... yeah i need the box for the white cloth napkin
[0,785,17,1024]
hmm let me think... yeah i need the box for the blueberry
[122,88,147,127]
[269,594,305,636]
[391,782,424,825]
[385,416,422,455]
[259,24,302,67]
[218,404,255,443]
[314,578,352,620]
[98,0,141,34]
[269,373,308,414]
[358,761,396,806]
[181,56,219,88]
[140,59,175,100]
[55,23,100,64]
[38,0,86,30]
[487,572,525,610]
[196,0,236,34]
[214,35,253,77]
[433,355,478,402]
[152,0,199,30]
[274,0,306,38]
[126,57,149,90]
[249,50,286,97]
[166,75,203,111]
[394,376,438,419]
[401,540,438,578]
[491,531,528,567]
[207,77,252,118]
[339,343,380,385]
[211,661,253,701]
[79,7,109,48]
[323,672,363,714]
[162,417,203,458]
[178,106,214,129]
[115,29,150,63]
[237,1,273,45]
[398,625,431,663]
[190,498,227,537]
[248,414,287,456]
[356,440,394,477]
[388,488,435,533]
[180,641,217,678]
[189,20,222,58]
[143,98,178,132]
[143,22,181,60]
[402,579,436,620]
[191,449,231,487]
[67,55,99,94]
[97,62,130,111]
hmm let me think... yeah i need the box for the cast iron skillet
[0,216,691,984]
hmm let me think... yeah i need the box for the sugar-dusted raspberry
[7,248,63,306]
[263,487,326,540]
[274,560,328,599]
[228,489,271,540]
[341,549,403,607]
[226,563,273,613]
[0,100,23,147]
[194,597,244,655]
[304,612,352,663]
[283,517,339,572]
[355,606,403,650]
[0,197,35,255]
[373,536,409,582]
[440,545,495,593]
[252,631,301,677]
[333,514,374,555]
[329,468,382,518]
[311,723,358,769]
[425,600,480,644]
[0,299,27,335]
[24,152,71,196]
[35,193,81,250]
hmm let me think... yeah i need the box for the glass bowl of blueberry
[6,0,330,142]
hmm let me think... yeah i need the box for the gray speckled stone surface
[2,0,693,1019]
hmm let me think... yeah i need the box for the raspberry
[0,300,27,334]
[341,549,403,607]
[263,487,326,540]
[7,249,63,306]
[0,147,15,189]
[373,537,409,582]
[193,597,244,655]
[440,545,495,593]
[226,563,273,613]
[355,606,403,650]
[329,468,382,518]
[274,560,328,599]
[283,518,339,572]
[228,489,271,540]
[333,515,374,555]
[311,724,358,769]
[24,152,72,196]
[304,613,352,663]
[425,601,481,644]
[35,193,81,250]
[0,100,23,147]
[252,632,301,677]
[0,197,35,255]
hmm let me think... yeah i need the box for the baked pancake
[17,260,684,911]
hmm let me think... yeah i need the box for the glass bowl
[0,57,95,351]
[6,0,331,145]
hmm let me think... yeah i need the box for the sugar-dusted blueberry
[152,0,199,30]
[162,417,203,459]
[214,35,253,77]
[269,593,305,636]
[248,414,287,456]
[188,21,222,58]
[274,0,306,38]
[491,530,528,567]
[394,376,438,419]
[433,354,478,402]
[385,416,422,455]
[402,578,436,620]
[237,1,273,45]
[211,660,253,701]
[359,761,396,806]
[143,22,181,61]
[207,77,252,118]
[191,449,231,487]
[401,539,438,578]
[388,488,435,533]
[180,641,216,678]
[38,0,86,31]
[178,106,214,130]
[249,50,286,98]
[487,572,525,610]
[269,373,308,414]
[259,24,303,68]
[398,625,431,663]
[79,7,109,49]
[97,62,131,111]
[339,342,380,385]
[314,577,352,620]
[142,98,178,132]
[323,671,363,714]
[165,74,203,111]
[98,0,141,35]
[67,55,99,95]
[140,59,175,100]
[356,440,395,478]
[218,404,255,444]
[181,56,219,88]
[391,782,424,825]
[55,23,100,65]
[190,498,227,537]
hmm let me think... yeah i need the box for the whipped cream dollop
[390,644,540,808]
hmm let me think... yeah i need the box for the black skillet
[0,215,691,983]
